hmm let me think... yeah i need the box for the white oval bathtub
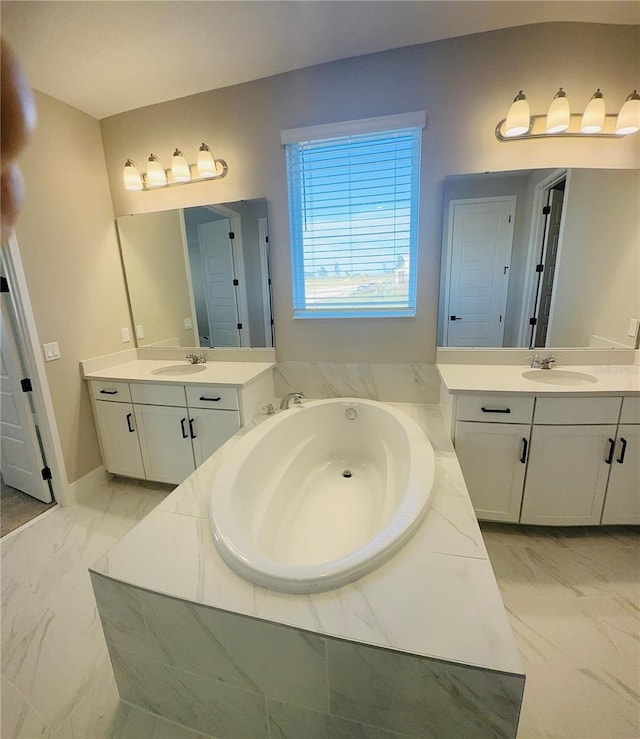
[209,398,436,593]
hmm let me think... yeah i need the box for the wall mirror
[438,168,639,350]
[117,199,273,349]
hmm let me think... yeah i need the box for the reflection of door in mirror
[116,199,274,349]
[443,197,515,347]
[197,218,240,347]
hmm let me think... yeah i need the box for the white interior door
[534,186,565,347]
[0,308,52,502]
[445,198,515,346]
[198,219,240,347]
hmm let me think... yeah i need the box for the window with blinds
[284,121,422,318]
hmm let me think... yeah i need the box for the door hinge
[0,276,9,293]
[529,317,537,326]
[41,466,52,481]
[265,235,269,243]
[232,278,239,286]
[536,264,544,273]
[236,322,243,330]
[542,205,551,215]
[228,232,235,240]
[499,314,503,323]
[21,378,33,392]
[508,214,512,223]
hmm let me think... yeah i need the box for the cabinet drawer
[620,396,640,424]
[457,394,534,423]
[186,385,239,411]
[130,383,186,407]
[90,380,132,403]
[534,396,621,425]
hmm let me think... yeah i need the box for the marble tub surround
[90,402,524,738]
[274,361,441,403]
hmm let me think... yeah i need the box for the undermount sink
[521,369,598,386]
[151,364,208,376]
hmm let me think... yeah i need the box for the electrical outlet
[628,318,639,338]
[43,341,61,361]
[184,317,193,330]
[136,325,145,339]
[121,327,131,343]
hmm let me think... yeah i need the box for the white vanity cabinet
[452,391,639,526]
[90,378,250,485]
[520,397,621,525]
[89,382,145,479]
[454,395,534,522]
[601,397,640,524]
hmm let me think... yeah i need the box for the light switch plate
[43,341,61,361]
[121,327,131,343]
[184,317,193,330]
[136,325,144,339]
[628,318,639,338]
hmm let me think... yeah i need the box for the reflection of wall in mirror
[550,169,639,349]
[117,211,194,347]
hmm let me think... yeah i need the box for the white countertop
[437,363,640,395]
[82,359,275,388]
[91,403,524,677]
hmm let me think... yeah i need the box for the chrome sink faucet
[280,392,304,410]
[186,351,208,364]
[528,354,556,369]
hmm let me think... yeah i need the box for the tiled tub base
[91,573,524,739]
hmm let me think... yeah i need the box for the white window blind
[285,122,422,318]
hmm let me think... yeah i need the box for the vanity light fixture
[546,88,570,133]
[616,90,640,135]
[496,88,640,141]
[122,143,228,191]
[581,89,605,133]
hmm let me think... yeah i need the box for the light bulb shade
[146,154,167,187]
[616,91,640,135]
[546,88,570,133]
[123,159,143,191]
[581,90,605,133]
[197,143,217,178]
[504,92,530,137]
[171,149,191,182]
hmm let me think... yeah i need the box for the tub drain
[342,470,353,478]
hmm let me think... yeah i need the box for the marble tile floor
[1,472,638,738]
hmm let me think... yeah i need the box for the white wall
[548,169,640,347]
[100,22,639,363]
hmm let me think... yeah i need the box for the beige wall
[117,210,195,346]
[100,22,639,363]
[14,92,132,483]
[549,169,640,347]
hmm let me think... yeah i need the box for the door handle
[617,437,628,464]
[180,418,188,439]
[126,413,135,433]
[189,418,196,439]
[450,315,462,321]
[605,437,616,464]
[520,437,528,464]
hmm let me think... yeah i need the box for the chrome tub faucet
[280,392,305,410]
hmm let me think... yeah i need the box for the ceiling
[2,1,638,120]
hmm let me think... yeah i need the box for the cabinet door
[189,409,241,467]
[601,425,640,524]
[521,424,616,525]
[135,405,195,484]
[455,421,530,522]
[94,401,145,479]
